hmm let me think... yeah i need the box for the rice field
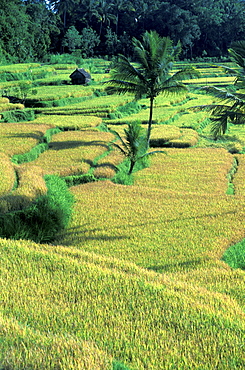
[0,61,245,370]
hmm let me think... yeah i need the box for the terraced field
[0,61,244,370]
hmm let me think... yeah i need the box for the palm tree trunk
[147,96,154,146]
[128,159,136,175]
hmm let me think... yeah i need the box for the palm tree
[105,30,199,146]
[110,121,165,175]
[97,0,116,37]
[191,41,245,139]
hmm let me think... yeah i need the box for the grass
[0,60,245,369]
[0,152,16,196]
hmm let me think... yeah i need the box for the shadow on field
[48,140,109,150]
[147,257,207,273]
[57,225,129,243]
[6,131,44,140]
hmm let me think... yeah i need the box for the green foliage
[112,360,132,370]
[111,121,148,174]
[108,101,142,119]
[62,26,82,53]
[191,41,245,139]
[226,157,238,195]
[111,159,134,185]
[33,96,89,108]
[0,71,33,82]
[43,127,62,143]
[106,31,199,144]
[222,240,245,270]
[80,28,100,58]
[64,174,97,187]
[0,175,74,243]
[0,109,35,122]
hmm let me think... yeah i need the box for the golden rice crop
[0,238,244,369]
[32,130,114,176]
[150,125,182,141]
[93,147,125,179]
[0,102,24,112]
[0,311,111,370]
[167,128,199,147]
[233,154,245,195]
[134,148,233,194]
[0,63,41,73]
[14,163,47,199]
[0,80,32,90]
[27,85,94,101]
[34,114,102,129]
[185,76,235,85]
[169,262,245,311]
[58,179,245,273]
[57,94,131,112]
[52,64,78,70]
[36,95,132,117]
[0,152,16,196]
[0,97,9,104]
[0,164,47,213]
[0,123,51,156]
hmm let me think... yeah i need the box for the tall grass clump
[0,175,74,243]
[222,240,245,270]
[0,109,35,122]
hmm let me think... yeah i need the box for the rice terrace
[0,53,245,369]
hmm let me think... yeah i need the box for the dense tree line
[1,0,245,62]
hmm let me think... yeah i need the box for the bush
[112,361,132,370]
[0,109,35,122]
[108,101,142,119]
[64,173,97,187]
[222,240,245,270]
[33,96,89,108]
[0,175,74,243]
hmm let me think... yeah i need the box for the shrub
[108,101,142,119]
[112,361,132,370]
[222,240,245,270]
[0,175,74,243]
[0,109,35,122]
[64,174,97,187]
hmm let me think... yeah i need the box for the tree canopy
[0,0,245,61]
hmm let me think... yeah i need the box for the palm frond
[210,114,228,138]
[212,64,239,77]
[168,67,201,82]
[140,149,167,159]
[201,86,245,105]
[190,104,233,114]
[105,79,146,97]
[156,83,188,96]
[110,54,145,82]
[229,41,245,69]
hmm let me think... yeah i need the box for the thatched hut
[69,68,91,85]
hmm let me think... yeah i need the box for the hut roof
[69,68,91,79]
